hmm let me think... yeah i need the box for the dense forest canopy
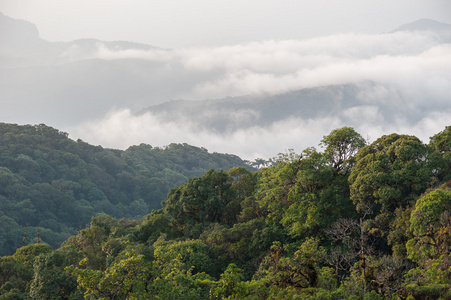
[0,123,254,255]
[0,124,450,299]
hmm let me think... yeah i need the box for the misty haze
[1,6,450,160]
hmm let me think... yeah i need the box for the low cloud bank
[67,29,451,160]
[2,15,449,159]
[91,31,451,102]
[70,106,451,161]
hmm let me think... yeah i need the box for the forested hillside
[0,125,450,299]
[0,123,253,255]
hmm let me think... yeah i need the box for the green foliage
[350,134,431,214]
[404,256,451,300]
[1,125,450,299]
[153,238,214,275]
[429,126,451,182]
[255,238,325,290]
[211,263,247,299]
[349,133,434,245]
[163,169,246,233]
[387,206,413,258]
[132,210,172,243]
[0,256,33,295]
[71,252,153,299]
[320,126,366,171]
[28,249,83,300]
[0,123,252,255]
[259,146,356,240]
[12,244,52,267]
[0,216,24,256]
[407,188,451,264]
[69,243,213,299]
[429,126,451,154]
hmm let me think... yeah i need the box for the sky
[1,1,451,161]
[1,0,451,48]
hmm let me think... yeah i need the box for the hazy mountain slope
[0,12,50,68]
[393,18,451,32]
[140,86,345,130]
[0,58,222,125]
[139,82,428,133]
[0,12,162,68]
[392,18,451,42]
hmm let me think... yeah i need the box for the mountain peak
[393,18,451,33]
[0,12,40,45]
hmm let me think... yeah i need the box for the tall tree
[320,126,366,172]
[429,126,451,182]
[407,188,451,264]
[349,134,432,221]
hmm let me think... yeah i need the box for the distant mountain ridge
[138,81,439,134]
[392,18,451,43]
[393,18,451,33]
[0,12,40,45]
[0,12,162,68]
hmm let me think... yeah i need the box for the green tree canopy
[407,188,451,264]
[320,126,366,171]
[349,134,431,216]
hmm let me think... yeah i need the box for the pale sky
[1,0,451,48]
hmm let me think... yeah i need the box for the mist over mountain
[1,12,450,159]
[0,12,161,68]
[139,81,441,133]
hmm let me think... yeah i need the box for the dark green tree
[349,134,432,238]
[163,169,238,233]
[407,188,451,264]
[429,125,451,182]
[320,126,366,171]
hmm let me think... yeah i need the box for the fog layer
[1,14,450,159]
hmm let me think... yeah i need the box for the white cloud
[70,109,340,160]
[33,29,451,159]
[15,29,449,105]
[189,43,451,100]
[69,105,451,161]
[341,106,383,124]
